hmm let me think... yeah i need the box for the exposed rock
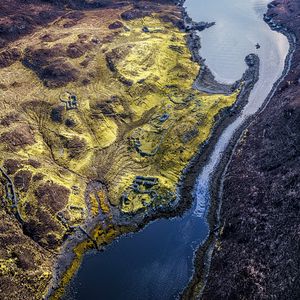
[66,41,92,58]
[191,21,215,32]
[0,48,21,68]
[51,106,64,123]
[65,118,76,127]
[108,21,124,29]
[0,112,20,126]
[121,9,151,21]
[64,136,87,158]
[35,182,70,213]
[27,159,41,169]
[160,14,185,29]
[3,159,23,175]
[23,208,64,249]
[14,170,32,193]
[0,125,35,150]
[37,59,79,87]
[181,128,199,143]
[0,1,62,46]
[32,173,45,182]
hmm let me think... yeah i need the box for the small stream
[62,1,289,299]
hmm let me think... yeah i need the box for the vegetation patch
[0,2,239,299]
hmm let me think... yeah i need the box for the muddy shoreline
[181,11,297,300]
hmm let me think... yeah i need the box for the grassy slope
[0,3,238,299]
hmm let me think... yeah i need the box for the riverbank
[46,2,262,299]
[1,1,219,299]
[42,2,246,299]
[202,1,300,298]
[0,1,280,299]
[182,1,298,298]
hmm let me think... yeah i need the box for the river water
[62,1,289,299]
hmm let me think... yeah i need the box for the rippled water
[62,1,289,299]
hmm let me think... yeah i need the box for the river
[62,1,289,299]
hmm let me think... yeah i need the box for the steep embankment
[202,1,300,299]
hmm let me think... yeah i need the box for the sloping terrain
[202,0,300,299]
[0,1,239,299]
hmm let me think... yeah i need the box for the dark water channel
[63,215,208,299]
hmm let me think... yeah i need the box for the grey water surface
[62,1,289,299]
[185,0,288,84]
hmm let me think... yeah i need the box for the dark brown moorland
[200,0,300,299]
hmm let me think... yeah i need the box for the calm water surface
[63,1,289,299]
[185,0,288,84]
